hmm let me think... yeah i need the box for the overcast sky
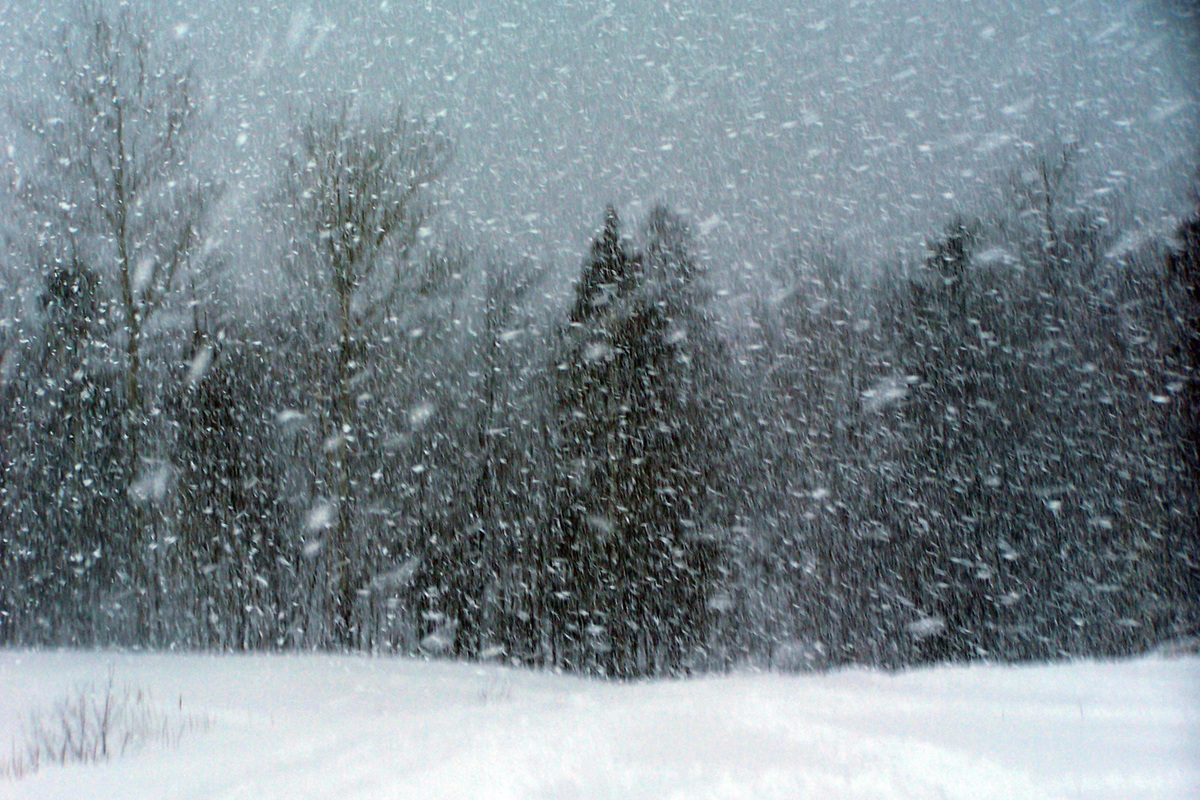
[2,0,1198,285]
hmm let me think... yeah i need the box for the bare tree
[1007,141,1109,287]
[9,2,212,641]
[274,99,451,645]
[16,3,210,462]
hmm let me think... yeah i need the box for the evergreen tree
[1165,200,1200,494]
[0,254,124,644]
[168,328,295,649]
[549,206,727,677]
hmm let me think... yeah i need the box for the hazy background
[2,0,1198,284]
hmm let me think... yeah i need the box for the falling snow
[0,0,1197,795]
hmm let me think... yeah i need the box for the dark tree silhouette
[549,206,728,676]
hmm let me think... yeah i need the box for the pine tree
[1165,201,1200,493]
[0,254,124,644]
[549,206,726,676]
[169,329,293,649]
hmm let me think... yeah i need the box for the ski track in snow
[1,651,1196,799]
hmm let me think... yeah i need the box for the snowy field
[1,650,1196,800]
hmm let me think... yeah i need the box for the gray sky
[2,0,1198,285]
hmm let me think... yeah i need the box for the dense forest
[0,6,1196,677]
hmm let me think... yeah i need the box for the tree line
[0,5,1196,676]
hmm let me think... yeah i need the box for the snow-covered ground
[1,649,1196,800]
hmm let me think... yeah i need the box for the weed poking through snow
[1,669,211,779]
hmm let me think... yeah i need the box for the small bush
[476,673,514,705]
[2,671,210,780]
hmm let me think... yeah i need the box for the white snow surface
[1,650,1196,800]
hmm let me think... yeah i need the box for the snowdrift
[1,650,1196,799]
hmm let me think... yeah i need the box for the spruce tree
[549,206,726,676]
